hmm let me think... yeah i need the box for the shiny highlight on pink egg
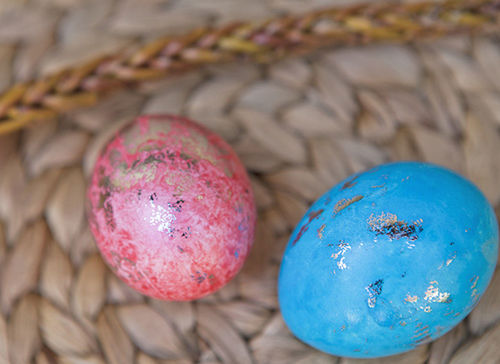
[87,115,256,301]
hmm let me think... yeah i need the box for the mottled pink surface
[87,115,256,301]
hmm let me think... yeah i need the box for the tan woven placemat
[0,1,499,363]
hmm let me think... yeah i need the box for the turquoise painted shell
[278,162,498,358]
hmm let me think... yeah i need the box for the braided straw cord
[0,0,499,135]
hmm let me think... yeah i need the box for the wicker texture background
[1,0,499,135]
[0,0,499,363]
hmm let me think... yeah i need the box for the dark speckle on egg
[291,209,324,246]
[367,212,423,241]
[342,174,360,190]
[366,279,384,308]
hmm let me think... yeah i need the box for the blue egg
[278,162,498,358]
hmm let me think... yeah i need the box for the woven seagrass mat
[0,0,499,363]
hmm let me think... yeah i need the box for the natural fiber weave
[1,0,500,135]
[0,0,500,363]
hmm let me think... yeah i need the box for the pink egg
[87,115,256,301]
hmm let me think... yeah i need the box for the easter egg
[87,115,256,301]
[278,162,498,358]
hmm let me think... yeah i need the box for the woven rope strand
[0,0,499,135]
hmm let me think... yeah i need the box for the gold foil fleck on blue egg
[405,294,418,303]
[424,281,450,303]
